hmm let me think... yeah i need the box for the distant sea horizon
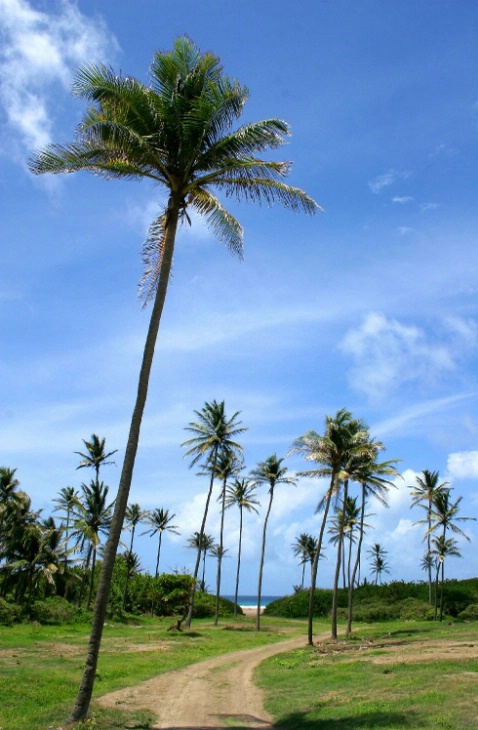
[223,594,281,608]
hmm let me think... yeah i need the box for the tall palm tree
[212,448,242,625]
[291,409,367,644]
[293,533,316,590]
[431,535,462,621]
[408,470,449,605]
[182,400,245,625]
[225,477,260,617]
[75,434,117,482]
[143,507,179,614]
[346,449,399,636]
[368,543,390,585]
[122,503,149,608]
[187,532,216,592]
[251,455,296,631]
[71,480,113,610]
[30,38,319,719]
[53,486,81,569]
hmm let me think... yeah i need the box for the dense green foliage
[264,579,478,621]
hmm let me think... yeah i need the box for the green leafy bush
[457,603,478,621]
[31,596,76,624]
[0,597,22,625]
[193,592,238,618]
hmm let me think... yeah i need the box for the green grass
[256,620,478,729]
[0,614,302,730]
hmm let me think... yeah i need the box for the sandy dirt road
[98,634,312,729]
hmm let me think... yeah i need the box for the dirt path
[98,634,314,729]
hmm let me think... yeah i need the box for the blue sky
[1,0,478,596]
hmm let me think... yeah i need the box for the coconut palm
[53,486,81,569]
[71,480,113,610]
[427,489,475,542]
[143,508,179,615]
[211,448,242,625]
[251,455,296,631]
[187,532,216,592]
[75,434,117,482]
[122,503,150,608]
[30,37,319,719]
[346,449,399,636]
[182,400,245,625]
[291,408,368,644]
[368,543,390,585]
[408,470,449,604]
[292,533,318,590]
[225,477,260,617]
[431,535,462,621]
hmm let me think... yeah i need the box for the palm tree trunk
[256,490,274,632]
[86,547,97,611]
[185,448,218,628]
[214,478,227,625]
[122,526,136,610]
[70,203,179,723]
[307,474,335,646]
[233,506,243,618]
[427,498,433,605]
[151,532,163,616]
[346,485,365,637]
[331,482,348,640]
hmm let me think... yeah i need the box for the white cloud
[398,226,414,235]
[392,196,414,204]
[0,0,118,154]
[420,202,440,212]
[447,450,478,479]
[340,312,455,399]
[368,169,411,194]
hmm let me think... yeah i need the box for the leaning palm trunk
[70,207,179,722]
[256,491,274,632]
[185,447,218,628]
[86,546,97,611]
[331,482,348,640]
[346,485,366,636]
[214,477,227,625]
[307,475,336,646]
[233,506,244,618]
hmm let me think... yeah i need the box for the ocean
[223,595,281,608]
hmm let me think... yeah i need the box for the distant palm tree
[431,535,462,621]
[368,543,390,585]
[187,532,216,592]
[122,503,149,608]
[225,477,260,617]
[182,400,245,625]
[71,480,113,610]
[292,533,319,590]
[251,455,296,631]
[75,434,117,482]
[53,486,81,569]
[291,409,369,644]
[211,448,243,625]
[409,470,449,604]
[144,508,179,579]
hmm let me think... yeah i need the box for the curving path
[98,634,314,729]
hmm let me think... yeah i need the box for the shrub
[398,598,431,620]
[457,603,478,621]
[192,592,237,618]
[31,596,76,624]
[0,598,22,626]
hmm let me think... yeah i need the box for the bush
[192,592,238,618]
[264,589,334,618]
[31,596,76,624]
[0,598,22,626]
[398,598,431,620]
[457,603,478,621]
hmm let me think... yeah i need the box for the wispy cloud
[447,450,478,479]
[371,393,478,438]
[340,312,456,399]
[392,196,414,204]
[0,0,118,155]
[368,169,411,194]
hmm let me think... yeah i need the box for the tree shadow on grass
[274,708,419,729]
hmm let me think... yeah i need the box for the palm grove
[3,36,473,723]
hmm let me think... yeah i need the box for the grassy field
[2,616,477,729]
[0,614,301,730]
[257,620,478,730]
